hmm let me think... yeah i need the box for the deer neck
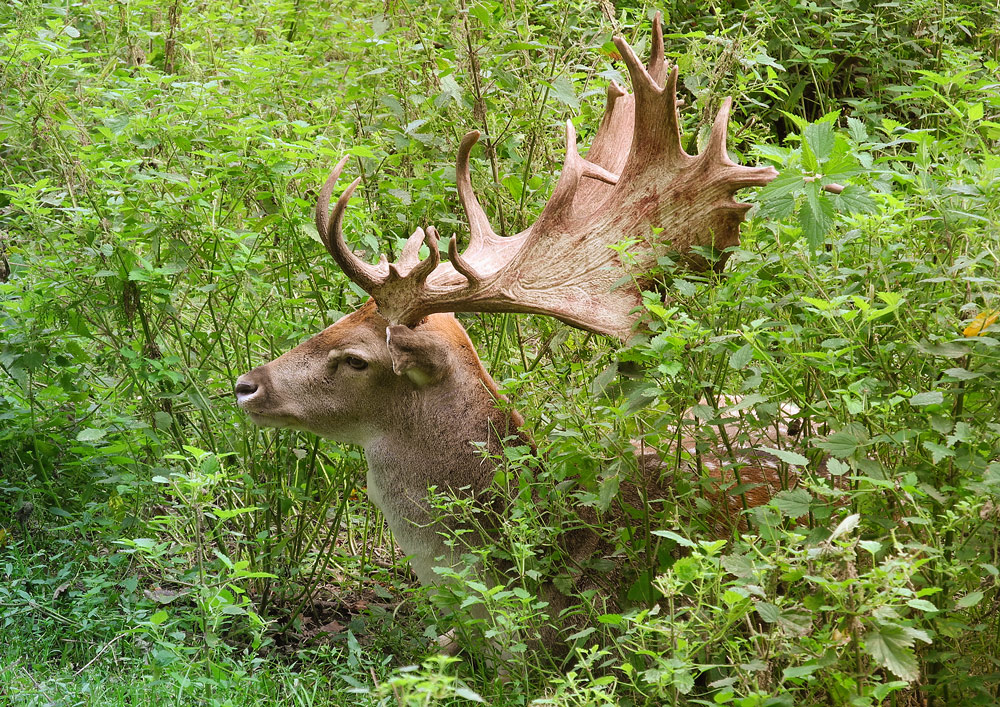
[360,364,524,585]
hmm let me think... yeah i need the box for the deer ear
[385,324,452,386]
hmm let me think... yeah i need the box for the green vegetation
[2,0,998,704]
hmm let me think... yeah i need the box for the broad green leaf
[758,447,810,467]
[804,121,835,160]
[847,116,869,143]
[835,184,879,214]
[800,182,835,250]
[864,624,919,681]
[909,391,944,407]
[922,441,954,464]
[756,601,780,623]
[547,76,579,110]
[815,430,864,458]
[771,489,811,518]
[729,343,754,369]
[76,428,107,442]
[783,663,821,679]
[956,590,983,609]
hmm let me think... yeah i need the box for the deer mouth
[242,410,296,429]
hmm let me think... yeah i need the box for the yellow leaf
[963,310,999,337]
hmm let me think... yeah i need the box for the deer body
[236,14,785,651]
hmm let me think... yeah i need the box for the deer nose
[234,373,261,405]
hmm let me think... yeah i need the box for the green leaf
[847,116,869,143]
[804,121,835,160]
[956,590,983,609]
[864,623,919,681]
[835,185,878,214]
[547,76,579,110]
[212,507,262,520]
[922,441,955,464]
[652,529,697,548]
[906,598,939,613]
[729,343,754,370]
[815,430,864,458]
[800,182,835,250]
[756,601,780,623]
[909,391,944,407]
[771,489,811,518]
[149,610,169,626]
[758,447,810,467]
[783,663,820,679]
[76,428,107,442]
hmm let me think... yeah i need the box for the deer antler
[315,13,778,340]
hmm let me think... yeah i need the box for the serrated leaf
[729,343,754,370]
[814,430,863,458]
[864,623,919,681]
[771,488,811,518]
[756,601,780,623]
[547,75,579,110]
[758,172,804,201]
[922,441,955,464]
[835,185,879,214]
[800,182,835,250]
[906,598,939,613]
[847,117,869,143]
[804,121,835,160]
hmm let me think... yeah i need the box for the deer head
[235,14,781,641]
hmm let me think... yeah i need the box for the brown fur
[235,305,802,652]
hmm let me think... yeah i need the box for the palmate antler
[315,13,777,341]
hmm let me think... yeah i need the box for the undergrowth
[1,0,998,705]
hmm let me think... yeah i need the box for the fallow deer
[235,15,789,651]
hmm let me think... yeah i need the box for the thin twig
[73,633,127,676]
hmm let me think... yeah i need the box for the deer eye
[344,356,368,371]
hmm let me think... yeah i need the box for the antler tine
[388,227,440,284]
[315,155,351,249]
[396,227,428,271]
[534,120,621,232]
[704,97,779,190]
[323,173,387,293]
[455,131,499,248]
[645,11,667,85]
[613,29,686,168]
[447,234,483,285]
